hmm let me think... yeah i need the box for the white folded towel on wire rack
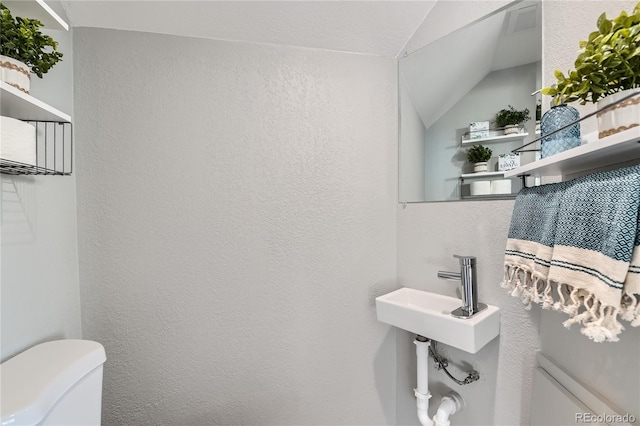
[1,116,36,166]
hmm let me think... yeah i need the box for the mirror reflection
[399,1,542,203]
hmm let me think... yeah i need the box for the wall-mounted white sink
[376,287,500,353]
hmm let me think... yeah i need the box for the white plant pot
[470,181,491,196]
[473,162,488,173]
[596,88,640,138]
[503,125,520,135]
[0,55,30,94]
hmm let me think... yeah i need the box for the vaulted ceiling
[61,1,437,57]
[61,0,540,129]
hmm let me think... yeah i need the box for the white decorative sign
[469,121,489,140]
[498,153,520,171]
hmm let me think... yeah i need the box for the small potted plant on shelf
[467,144,492,173]
[0,3,63,94]
[495,105,531,135]
[541,2,640,139]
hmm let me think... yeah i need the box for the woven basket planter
[473,162,488,173]
[596,88,640,139]
[503,125,520,135]
[0,55,30,94]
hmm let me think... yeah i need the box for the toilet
[1,339,106,426]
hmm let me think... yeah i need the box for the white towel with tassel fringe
[502,164,640,342]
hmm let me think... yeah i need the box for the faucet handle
[453,255,476,266]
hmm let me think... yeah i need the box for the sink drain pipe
[414,336,464,426]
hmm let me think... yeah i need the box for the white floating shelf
[460,171,506,179]
[1,81,71,122]
[462,132,529,145]
[504,127,640,178]
[3,0,69,31]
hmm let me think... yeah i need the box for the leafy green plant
[495,105,531,128]
[467,145,492,163]
[0,3,63,78]
[542,2,640,105]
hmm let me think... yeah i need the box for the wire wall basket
[1,121,72,176]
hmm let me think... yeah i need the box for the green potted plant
[0,3,63,94]
[467,144,492,172]
[495,105,531,135]
[541,2,640,138]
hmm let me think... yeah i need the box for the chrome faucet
[437,255,487,319]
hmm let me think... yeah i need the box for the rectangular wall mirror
[399,1,542,203]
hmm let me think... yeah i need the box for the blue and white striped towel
[502,163,640,342]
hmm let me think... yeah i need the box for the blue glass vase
[540,104,581,158]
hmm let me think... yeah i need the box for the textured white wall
[396,2,640,426]
[396,200,541,425]
[0,2,81,362]
[74,28,398,425]
[396,2,539,425]
[540,0,640,419]
[542,1,638,134]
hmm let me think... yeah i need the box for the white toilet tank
[0,339,106,426]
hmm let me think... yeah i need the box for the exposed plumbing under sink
[414,336,464,426]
